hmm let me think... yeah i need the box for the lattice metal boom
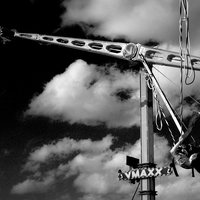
[1,27,200,70]
[15,32,200,70]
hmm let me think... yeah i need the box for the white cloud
[71,134,170,196]
[157,173,200,200]
[12,134,169,196]
[25,59,140,127]
[154,134,171,165]
[79,194,107,200]
[58,194,71,200]
[61,0,200,47]
[61,0,178,43]
[74,173,110,194]
[11,174,55,194]
[24,135,113,172]
[24,55,200,130]
[11,132,200,199]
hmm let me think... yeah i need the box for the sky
[0,0,200,200]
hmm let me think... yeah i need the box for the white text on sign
[118,167,172,180]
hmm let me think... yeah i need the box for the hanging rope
[139,53,179,145]
[145,72,176,146]
[179,0,195,85]
[153,66,197,143]
[140,54,196,145]
[145,72,162,131]
[179,0,194,136]
[179,0,185,136]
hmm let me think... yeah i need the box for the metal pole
[139,69,156,200]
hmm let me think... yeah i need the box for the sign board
[118,166,172,181]
[126,156,139,168]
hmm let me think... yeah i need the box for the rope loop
[179,0,194,136]
[179,0,195,85]
[144,72,176,144]
[144,72,162,132]
[140,54,177,145]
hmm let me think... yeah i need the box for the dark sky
[1,1,200,200]
[0,1,141,200]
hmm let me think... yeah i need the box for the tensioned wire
[153,66,200,107]
[152,66,198,143]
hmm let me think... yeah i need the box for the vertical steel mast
[139,68,156,200]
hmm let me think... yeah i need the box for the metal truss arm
[1,27,200,70]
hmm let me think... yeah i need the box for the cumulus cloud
[61,0,177,43]
[25,59,140,127]
[11,173,55,194]
[25,58,200,129]
[24,135,114,172]
[11,133,175,198]
[66,134,200,200]
[61,0,200,47]
[157,166,200,200]
[11,133,200,199]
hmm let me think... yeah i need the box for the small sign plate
[118,166,172,180]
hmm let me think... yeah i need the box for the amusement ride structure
[1,1,200,200]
